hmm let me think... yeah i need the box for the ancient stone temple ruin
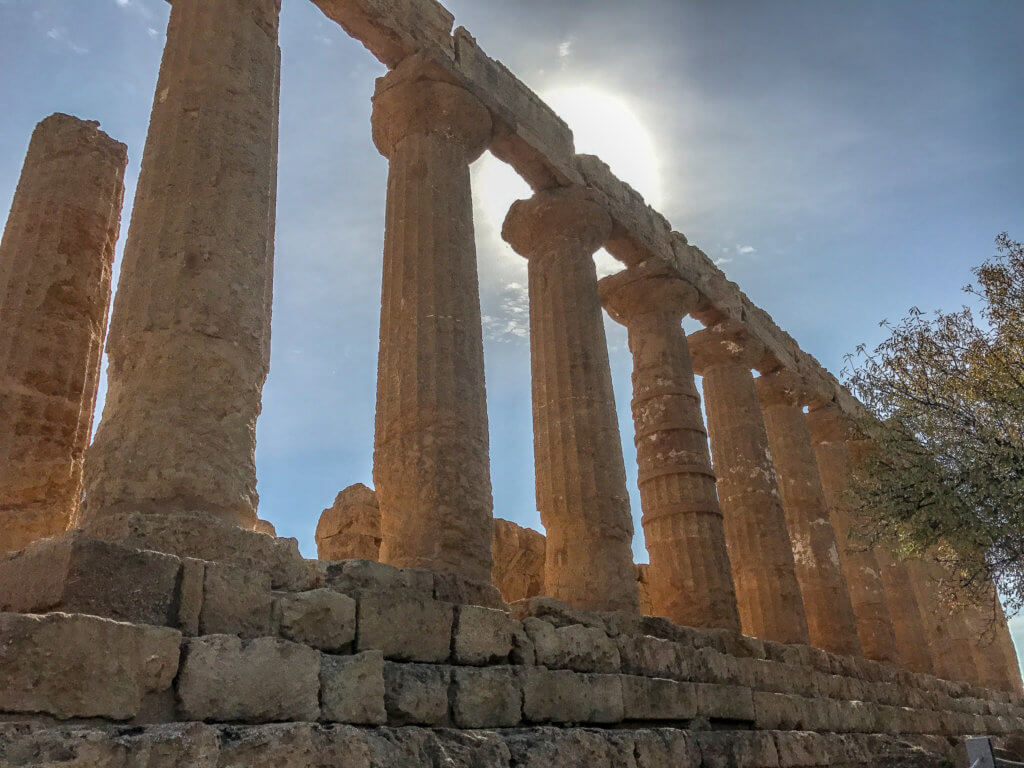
[1,0,1023,765]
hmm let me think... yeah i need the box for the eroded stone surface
[0,612,180,720]
[276,588,356,652]
[491,517,545,604]
[320,650,387,725]
[503,186,638,615]
[315,484,381,561]
[0,114,126,553]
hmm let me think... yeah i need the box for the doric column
[81,0,281,529]
[874,550,935,675]
[806,403,899,663]
[689,322,809,644]
[756,369,861,656]
[0,115,126,553]
[599,261,740,629]
[906,560,980,684]
[993,598,1024,693]
[370,59,494,583]
[503,186,639,614]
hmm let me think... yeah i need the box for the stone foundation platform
[1,524,1021,767]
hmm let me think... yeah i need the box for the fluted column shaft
[503,187,638,614]
[756,370,861,656]
[371,63,494,583]
[82,0,281,528]
[993,598,1024,693]
[906,560,980,684]
[874,550,935,674]
[0,115,126,553]
[689,323,809,644]
[806,404,899,663]
[600,263,740,629]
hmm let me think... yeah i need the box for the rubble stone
[315,484,382,561]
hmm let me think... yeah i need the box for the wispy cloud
[46,27,88,55]
[737,245,756,254]
[483,281,530,342]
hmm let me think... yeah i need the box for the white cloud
[46,27,88,55]
[115,0,130,6]
[558,39,573,60]
[737,245,756,254]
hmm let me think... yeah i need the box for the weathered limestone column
[688,322,809,644]
[806,403,899,663]
[906,560,980,684]
[755,369,861,656]
[874,551,935,675]
[599,261,740,629]
[371,59,494,583]
[81,0,281,529]
[0,115,126,553]
[993,599,1024,693]
[503,186,639,614]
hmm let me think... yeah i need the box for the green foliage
[844,234,1024,612]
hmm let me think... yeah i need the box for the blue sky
[1,0,1022,657]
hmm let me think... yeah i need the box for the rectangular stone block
[319,650,386,724]
[753,691,815,731]
[0,612,181,720]
[311,0,454,68]
[771,731,830,767]
[689,646,754,687]
[523,617,620,672]
[621,675,697,721]
[0,533,181,626]
[432,571,504,608]
[617,635,687,679]
[357,592,453,662]
[177,635,320,722]
[275,588,355,652]
[382,662,450,726]
[521,668,624,724]
[326,559,433,600]
[751,659,819,698]
[199,562,273,638]
[694,683,756,722]
[452,605,513,665]
[450,666,522,728]
[695,731,780,768]
[176,558,205,635]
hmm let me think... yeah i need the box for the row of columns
[0,0,1019,695]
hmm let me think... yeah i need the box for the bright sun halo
[474,84,662,274]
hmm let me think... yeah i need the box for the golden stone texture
[503,186,639,614]
[689,322,809,644]
[316,484,382,561]
[81,0,282,530]
[806,404,899,664]
[600,262,740,630]
[0,114,127,554]
[491,518,546,604]
[756,369,861,657]
[371,60,495,583]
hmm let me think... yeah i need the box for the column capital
[687,320,765,375]
[598,259,699,325]
[502,186,612,261]
[371,58,492,162]
[755,367,810,407]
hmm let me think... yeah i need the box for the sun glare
[473,84,661,276]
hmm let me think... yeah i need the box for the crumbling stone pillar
[491,518,546,604]
[370,58,494,583]
[806,403,899,663]
[503,186,639,614]
[756,369,861,656]
[316,484,382,561]
[81,0,282,530]
[906,560,980,684]
[599,262,740,630]
[688,322,809,643]
[0,115,126,553]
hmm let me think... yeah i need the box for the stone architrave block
[324,558,434,600]
[620,675,698,721]
[275,589,356,652]
[310,0,455,68]
[520,668,624,724]
[319,650,387,725]
[694,683,756,722]
[450,667,522,728]
[0,533,182,626]
[357,592,454,662]
[695,731,780,768]
[616,635,687,680]
[198,562,273,638]
[382,663,451,726]
[522,618,620,673]
[0,612,181,720]
[452,605,513,665]
[176,635,320,723]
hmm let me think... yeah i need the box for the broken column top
[28,113,127,167]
